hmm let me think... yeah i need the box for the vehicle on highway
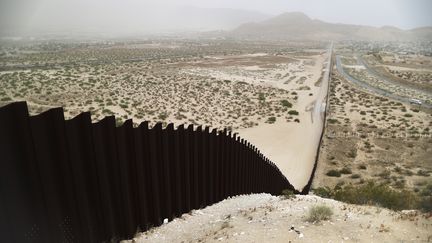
[410,98,422,105]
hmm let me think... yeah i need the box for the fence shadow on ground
[0,102,296,242]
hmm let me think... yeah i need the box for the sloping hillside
[126,194,432,242]
[230,12,432,41]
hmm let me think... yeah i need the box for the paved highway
[357,55,432,98]
[336,55,432,109]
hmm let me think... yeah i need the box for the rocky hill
[229,12,432,41]
[125,194,432,242]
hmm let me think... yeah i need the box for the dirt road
[238,44,333,191]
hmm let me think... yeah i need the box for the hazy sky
[184,0,432,28]
[1,0,431,36]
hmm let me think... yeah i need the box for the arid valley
[1,2,432,242]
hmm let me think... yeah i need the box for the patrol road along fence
[0,102,296,243]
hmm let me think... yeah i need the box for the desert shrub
[306,205,333,222]
[418,196,432,212]
[158,113,168,120]
[394,166,402,173]
[102,109,113,115]
[419,182,432,197]
[115,118,124,127]
[377,170,391,179]
[288,110,299,116]
[347,149,357,158]
[418,183,432,212]
[333,182,418,211]
[350,174,361,179]
[394,180,406,189]
[417,170,430,177]
[328,119,338,124]
[358,165,367,170]
[281,100,293,108]
[404,113,413,118]
[313,187,333,198]
[339,167,352,174]
[267,116,276,124]
[403,169,414,176]
[326,170,341,177]
[281,189,295,199]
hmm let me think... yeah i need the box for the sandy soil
[313,69,432,193]
[237,53,328,190]
[126,194,432,243]
[0,40,329,191]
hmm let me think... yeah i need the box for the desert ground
[125,194,432,243]
[181,47,330,190]
[0,39,328,190]
[1,39,432,242]
[1,39,430,203]
[313,43,432,205]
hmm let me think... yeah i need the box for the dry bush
[306,205,333,222]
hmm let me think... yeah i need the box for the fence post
[254,147,259,193]
[92,117,125,240]
[232,134,239,196]
[226,131,233,197]
[214,129,221,202]
[251,146,256,193]
[162,123,174,220]
[92,116,122,240]
[149,123,166,224]
[189,125,197,209]
[238,139,244,195]
[184,125,193,213]
[116,119,138,238]
[172,124,183,217]
[133,122,150,232]
[203,127,210,206]
[209,129,217,204]
[0,102,51,243]
[236,135,241,196]
[29,108,84,242]
[219,129,226,200]
[196,126,204,208]
[65,112,102,242]
[142,122,162,227]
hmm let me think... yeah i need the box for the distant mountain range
[3,6,431,41]
[228,12,432,41]
[0,6,271,36]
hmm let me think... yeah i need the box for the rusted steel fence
[0,102,295,242]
